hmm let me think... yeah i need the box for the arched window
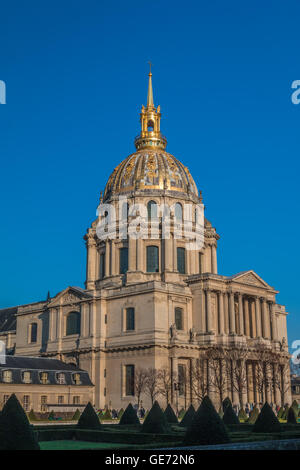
[66,311,81,336]
[175,203,183,222]
[175,307,183,330]
[29,322,38,343]
[177,247,186,274]
[119,247,128,274]
[146,245,159,273]
[147,200,157,220]
[147,120,154,132]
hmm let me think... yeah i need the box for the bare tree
[134,368,147,408]
[144,368,160,405]
[272,355,291,406]
[253,346,274,404]
[157,368,172,406]
[226,346,249,408]
[206,345,229,407]
[191,354,211,407]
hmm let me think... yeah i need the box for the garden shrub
[277,407,284,419]
[178,408,185,420]
[0,394,40,450]
[238,408,248,421]
[248,406,259,424]
[252,402,281,433]
[28,409,37,421]
[101,409,112,420]
[184,396,230,445]
[218,406,224,419]
[77,402,101,430]
[222,397,232,412]
[141,401,171,434]
[164,404,178,424]
[48,410,55,420]
[119,403,140,426]
[287,407,297,424]
[179,404,196,427]
[223,404,239,425]
[72,409,81,421]
[118,408,124,419]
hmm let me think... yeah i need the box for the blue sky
[0,0,299,346]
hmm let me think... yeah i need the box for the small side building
[0,356,94,414]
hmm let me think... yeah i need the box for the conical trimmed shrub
[282,405,289,420]
[141,401,171,434]
[164,404,178,424]
[248,406,259,424]
[72,408,81,421]
[292,400,299,416]
[218,406,224,418]
[0,394,40,450]
[277,407,284,419]
[77,402,101,430]
[28,409,37,422]
[287,407,297,424]
[238,408,248,422]
[178,408,185,420]
[179,404,196,427]
[119,403,140,426]
[48,410,55,420]
[223,404,239,425]
[252,402,281,433]
[184,396,230,445]
[118,408,124,419]
[222,397,232,412]
[102,408,112,420]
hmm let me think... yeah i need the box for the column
[164,238,172,272]
[105,239,110,277]
[86,236,97,288]
[189,249,196,274]
[255,296,262,338]
[244,298,250,337]
[270,302,278,341]
[200,290,206,333]
[261,298,269,339]
[171,357,178,407]
[229,292,236,334]
[218,291,225,334]
[250,300,256,338]
[232,360,239,406]
[238,293,244,335]
[137,238,143,272]
[110,240,116,275]
[224,292,229,333]
[252,362,257,404]
[211,244,217,274]
[206,289,212,333]
[128,237,136,271]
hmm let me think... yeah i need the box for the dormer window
[73,373,81,385]
[22,371,31,384]
[57,372,66,385]
[40,372,49,385]
[3,370,12,383]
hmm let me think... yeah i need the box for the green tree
[252,402,281,433]
[72,408,81,421]
[141,401,171,434]
[119,403,140,426]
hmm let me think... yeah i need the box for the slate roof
[0,307,17,333]
[0,356,93,386]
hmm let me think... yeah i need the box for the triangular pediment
[230,270,271,289]
[48,286,92,307]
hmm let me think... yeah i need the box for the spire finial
[147,61,154,108]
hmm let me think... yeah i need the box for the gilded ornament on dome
[146,154,157,178]
[123,157,136,183]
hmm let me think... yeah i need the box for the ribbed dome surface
[103,149,198,200]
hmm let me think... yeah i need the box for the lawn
[40,440,132,450]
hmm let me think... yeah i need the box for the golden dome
[103,149,198,200]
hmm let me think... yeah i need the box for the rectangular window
[23,371,31,384]
[104,387,106,397]
[125,365,135,396]
[104,369,106,378]
[73,373,81,385]
[58,396,64,404]
[119,247,128,274]
[146,245,159,272]
[73,396,80,405]
[30,323,38,343]
[125,307,135,331]
[99,253,105,279]
[175,307,183,330]
[41,395,48,412]
[105,314,107,324]
[3,370,12,383]
[178,364,186,396]
[177,247,186,274]
[23,395,30,411]
[40,372,48,385]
